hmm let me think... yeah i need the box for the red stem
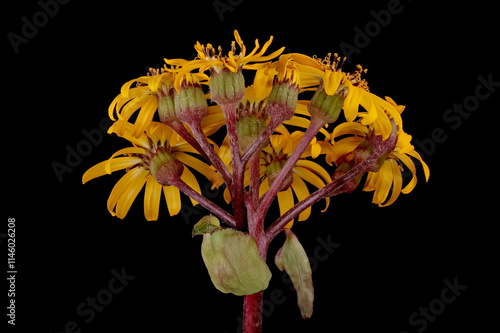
[265,129,398,240]
[189,121,232,185]
[255,117,325,227]
[168,176,236,227]
[243,291,264,333]
[221,102,246,229]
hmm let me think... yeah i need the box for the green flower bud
[148,147,184,186]
[265,79,299,122]
[266,158,293,192]
[308,85,348,124]
[209,68,245,105]
[157,89,177,124]
[237,115,267,153]
[174,83,209,124]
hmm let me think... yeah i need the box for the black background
[3,0,499,332]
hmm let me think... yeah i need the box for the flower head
[259,130,332,228]
[291,53,402,138]
[108,67,209,138]
[329,98,430,206]
[165,30,285,74]
[82,121,223,220]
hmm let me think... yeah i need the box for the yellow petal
[119,93,152,123]
[277,188,295,228]
[83,156,143,184]
[407,150,430,181]
[369,163,392,206]
[295,160,332,184]
[144,176,162,221]
[114,168,149,219]
[163,185,181,216]
[259,177,270,199]
[120,76,150,97]
[174,152,223,187]
[223,186,232,204]
[330,137,363,164]
[180,167,201,206]
[132,96,158,138]
[105,147,146,174]
[393,152,417,194]
[323,71,344,96]
[359,93,378,125]
[343,84,363,121]
[380,159,402,207]
[331,122,368,142]
[291,174,311,221]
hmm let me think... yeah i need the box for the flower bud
[237,115,267,153]
[148,148,184,186]
[266,158,293,192]
[209,68,245,106]
[157,89,177,124]
[236,100,268,153]
[265,79,299,122]
[308,85,348,124]
[174,82,209,124]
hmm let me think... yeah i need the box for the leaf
[275,229,314,318]
[192,215,222,237]
[201,228,272,296]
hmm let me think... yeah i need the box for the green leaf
[201,228,272,296]
[192,215,222,237]
[275,229,314,318]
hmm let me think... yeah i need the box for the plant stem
[243,291,264,333]
[169,176,236,227]
[189,121,232,185]
[221,102,246,229]
[241,117,280,165]
[265,129,398,239]
[249,152,261,208]
[255,117,326,227]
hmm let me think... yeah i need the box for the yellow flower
[363,130,429,206]
[291,53,402,139]
[108,67,209,138]
[82,121,223,220]
[164,30,285,74]
[329,98,429,206]
[259,129,332,228]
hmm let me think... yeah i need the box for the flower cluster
[83,30,429,226]
[82,30,430,330]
